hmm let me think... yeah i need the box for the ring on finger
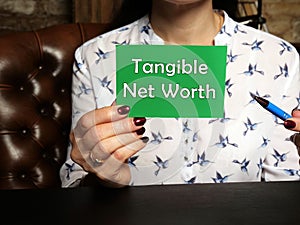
[89,152,105,166]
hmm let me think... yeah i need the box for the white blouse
[60,11,300,187]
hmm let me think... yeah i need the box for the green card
[116,45,227,118]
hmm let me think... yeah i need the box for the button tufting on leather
[21,129,29,135]
[40,107,49,116]
[42,152,47,159]
[0,23,108,189]
[40,104,55,117]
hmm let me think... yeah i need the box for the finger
[89,132,146,162]
[75,105,130,134]
[284,109,300,131]
[70,134,95,172]
[112,136,149,162]
[290,133,300,162]
[292,108,300,117]
[95,156,131,186]
[93,138,149,186]
[76,117,146,150]
[290,133,300,146]
[95,117,146,139]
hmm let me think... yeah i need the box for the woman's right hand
[284,109,300,162]
[70,105,148,187]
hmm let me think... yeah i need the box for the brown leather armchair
[0,23,108,189]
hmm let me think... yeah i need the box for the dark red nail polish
[135,127,146,135]
[140,136,149,143]
[133,117,146,126]
[117,105,130,115]
[284,120,296,129]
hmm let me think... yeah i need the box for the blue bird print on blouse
[117,27,129,32]
[208,112,232,124]
[185,177,196,184]
[150,131,173,145]
[72,110,80,119]
[225,78,234,97]
[248,92,258,105]
[281,94,289,100]
[112,39,130,45]
[242,39,264,51]
[283,169,300,179]
[213,135,238,148]
[142,39,150,45]
[279,41,293,55]
[296,92,300,108]
[192,130,200,142]
[250,91,271,99]
[248,91,270,105]
[256,158,263,178]
[232,158,250,175]
[259,136,271,148]
[128,155,139,170]
[220,25,231,36]
[234,24,247,34]
[227,50,240,64]
[95,48,110,64]
[212,172,232,183]
[188,152,214,167]
[141,24,151,35]
[272,149,289,167]
[274,63,289,80]
[184,138,189,145]
[273,115,284,126]
[208,117,218,124]
[153,156,169,176]
[97,76,114,94]
[74,60,85,74]
[243,117,261,136]
[77,82,93,97]
[242,64,264,76]
[183,120,192,133]
[64,162,75,180]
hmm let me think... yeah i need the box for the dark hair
[213,0,238,19]
[110,0,238,30]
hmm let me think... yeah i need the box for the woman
[60,0,300,187]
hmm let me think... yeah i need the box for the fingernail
[140,136,149,143]
[284,120,296,129]
[133,117,146,126]
[117,105,130,115]
[135,127,146,135]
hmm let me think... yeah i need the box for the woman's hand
[70,105,148,187]
[284,109,300,158]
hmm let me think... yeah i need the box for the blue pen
[252,95,292,121]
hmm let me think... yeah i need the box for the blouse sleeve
[263,47,300,181]
[60,43,98,187]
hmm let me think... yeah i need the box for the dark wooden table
[1,181,299,225]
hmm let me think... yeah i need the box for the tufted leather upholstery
[0,23,108,189]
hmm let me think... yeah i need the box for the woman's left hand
[284,109,300,157]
